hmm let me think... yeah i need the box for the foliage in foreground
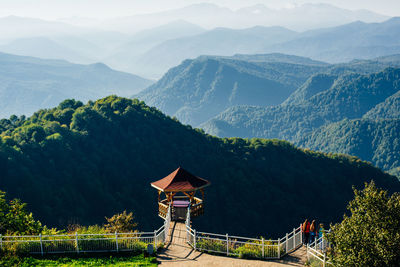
[104,211,138,233]
[0,190,43,235]
[328,181,400,267]
[0,254,157,267]
[0,192,141,256]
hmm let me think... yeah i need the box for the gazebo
[150,167,210,221]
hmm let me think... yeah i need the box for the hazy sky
[1,0,399,19]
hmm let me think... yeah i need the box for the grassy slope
[0,254,157,267]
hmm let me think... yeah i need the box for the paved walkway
[157,222,307,267]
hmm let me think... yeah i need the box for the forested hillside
[299,119,400,175]
[0,96,398,237]
[202,67,400,177]
[202,68,400,140]
[137,54,327,126]
[0,52,152,118]
[363,90,400,119]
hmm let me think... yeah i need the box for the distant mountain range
[270,17,400,63]
[0,12,398,79]
[103,20,206,78]
[136,54,328,125]
[0,37,94,64]
[0,52,152,118]
[202,64,400,138]
[138,54,400,126]
[127,17,400,78]
[91,3,388,32]
[197,56,400,177]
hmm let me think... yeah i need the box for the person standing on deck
[309,220,316,244]
[301,219,311,245]
[318,223,325,250]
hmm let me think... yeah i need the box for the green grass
[305,257,324,267]
[0,254,158,267]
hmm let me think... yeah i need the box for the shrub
[328,181,400,266]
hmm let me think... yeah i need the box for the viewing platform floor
[157,222,307,267]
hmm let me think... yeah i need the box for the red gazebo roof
[150,167,210,192]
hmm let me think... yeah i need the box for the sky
[0,0,399,20]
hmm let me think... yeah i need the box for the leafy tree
[104,211,138,233]
[328,181,400,266]
[0,191,42,235]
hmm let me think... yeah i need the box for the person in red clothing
[301,219,311,245]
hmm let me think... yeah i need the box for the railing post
[0,234,3,251]
[154,230,157,249]
[285,233,288,253]
[293,228,296,247]
[226,233,229,256]
[262,237,265,258]
[277,238,280,258]
[39,233,44,256]
[314,236,317,250]
[323,252,326,267]
[115,232,119,252]
[300,224,303,245]
[194,229,197,250]
[75,232,79,254]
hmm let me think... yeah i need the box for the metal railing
[280,226,303,256]
[195,231,280,259]
[185,206,196,248]
[306,235,333,266]
[0,203,173,256]
[184,208,303,260]
[164,205,171,242]
[0,229,166,255]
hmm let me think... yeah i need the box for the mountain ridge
[0,52,153,118]
[137,54,326,125]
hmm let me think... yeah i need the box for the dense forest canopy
[299,118,400,173]
[0,96,399,238]
[202,67,400,177]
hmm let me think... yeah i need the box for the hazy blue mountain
[104,20,205,77]
[271,17,400,63]
[0,52,153,118]
[121,18,400,78]
[0,16,85,39]
[137,54,326,125]
[328,56,400,75]
[298,118,400,174]
[363,91,400,120]
[0,37,94,64]
[97,3,388,32]
[202,68,400,140]
[131,26,297,78]
[49,35,106,61]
